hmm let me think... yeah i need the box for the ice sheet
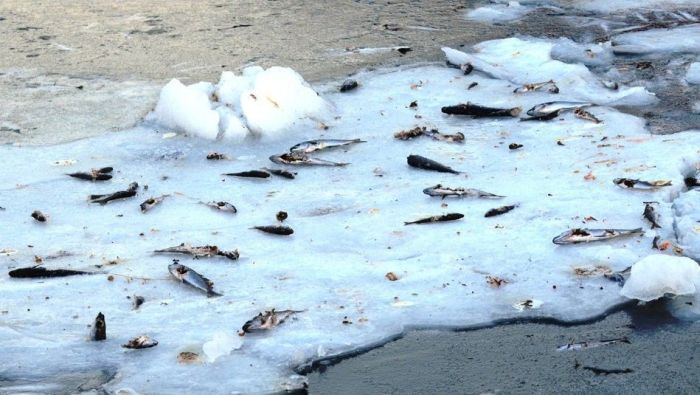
[1,62,700,394]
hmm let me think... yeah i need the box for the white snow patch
[148,79,220,140]
[620,255,700,301]
[202,331,244,363]
[612,24,700,55]
[466,1,532,23]
[686,62,700,84]
[562,0,700,13]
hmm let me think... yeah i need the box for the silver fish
[423,129,465,143]
[613,178,672,190]
[241,309,304,333]
[168,262,223,297]
[155,243,239,260]
[574,107,602,124]
[557,337,630,352]
[513,80,559,94]
[526,101,592,117]
[423,184,504,199]
[552,228,643,245]
[122,335,158,349]
[270,152,348,166]
[204,201,237,213]
[140,195,168,213]
[289,138,365,153]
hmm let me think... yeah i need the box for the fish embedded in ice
[484,204,517,217]
[67,167,113,181]
[407,155,462,174]
[552,228,644,245]
[526,101,592,117]
[122,335,158,349]
[404,213,464,225]
[168,261,223,297]
[204,201,237,213]
[223,170,271,179]
[423,184,503,199]
[613,178,672,190]
[206,152,229,160]
[88,182,139,205]
[155,243,239,260]
[241,309,303,334]
[519,110,561,122]
[557,337,630,352]
[140,195,168,213]
[643,202,661,229]
[8,266,91,278]
[269,152,348,167]
[276,211,288,222]
[289,138,365,153]
[339,79,359,92]
[508,143,523,150]
[441,102,521,117]
[93,312,106,341]
[253,225,294,235]
[513,80,559,94]
[31,210,47,223]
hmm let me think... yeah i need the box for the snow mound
[149,79,220,140]
[621,255,700,301]
[466,1,533,23]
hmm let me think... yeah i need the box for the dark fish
[140,195,167,213]
[93,312,106,341]
[206,152,229,160]
[396,47,412,55]
[241,309,303,333]
[31,210,47,222]
[122,335,158,349]
[552,228,643,245]
[467,82,478,90]
[509,143,523,150]
[340,79,359,92]
[574,107,602,123]
[613,178,672,190]
[205,201,237,213]
[276,211,288,222]
[67,167,113,182]
[519,110,560,122]
[685,177,699,188]
[270,152,348,166]
[441,102,521,117]
[643,202,661,229]
[484,204,517,217]
[89,182,138,205]
[407,155,462,174]
[558,337,630,352]
[132,296,145,310]
[224,170,271,178]
[409,100,418,108]
[263,168,297,179]
[253,225,294,235]
[9,266,90,278]
[168,261,222,297]
[154,243,239,260]
[583,366,633,375]
[404,213,464,225]
[423,184,503,199]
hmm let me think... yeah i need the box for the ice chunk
[620,255,700,302]
[612,24,700,55]
[569,0,700,13]
[216,106,249,142]
[202,331,244,363]
[215,71,253,110]
[550,38,614,68]
[148,79,220,140]
[686,62,700,85]
[466,1,532,23]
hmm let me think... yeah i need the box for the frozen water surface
[2,37,700,393]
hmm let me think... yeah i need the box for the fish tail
[353,139,367,143]
[207,290,223,297]
[652,223,661,229]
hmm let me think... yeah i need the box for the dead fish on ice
[552,228,643,245]
[223,170,271,178]
[122,335,158,349]
[168,261,222,297]
[89,182,138,205]
[9,266,91,278]
[241,309,304,334]
[423,129,465,143]
[526,101,592,117]
[155,243,239,261]
[263,168,297,179]
[513,80,559,94]
[140,195,168,213]
[423,184,504,199]
[484,204,517,217]
[204,201,237,213]
[339,79,359,92]
[404,213,463,225]
[557,337,630,352]
[519,110,560,122]
[643,202,661,229]
[31,210,47,222]
[67,167,113,181]
[574,107,602,124]
[206,152,229,160]
[613,178,672,190]
[441,102,521,118]
[407,155,462,174]
[289,138,365,153]
[445,60,473,75]
[93,312,106,341]
[253,225,294,235]
[270,152,348,167]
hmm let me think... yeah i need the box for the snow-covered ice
[687,62,700,85]
[2,35,700,393]
[621,254,700,301]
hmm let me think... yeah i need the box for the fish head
[168,262,188,280]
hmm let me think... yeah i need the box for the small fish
[263,168,297,179]
[423,184,503,199]
[31,210,47,223]
[404,213,464,225]
[574,107,602,123]
[394,126,425,140]
[276,211,288,222]
[67,167,113,181]
[8,266,90,278]
[140,195,167,213]
[168,261,222,297]
[613,178,672,190]
[467,82,478,90]
[269,152,348,167]
[224,170,271,178]
[122,335,158,349]
[602,80,619,90]
[441,102,521,117]
[643,202,661,229]
[513,80,559,94]
[407,155,462,174]
[519,110,560,122]
[526,101,592,117]
[685,176,699,188]
[89,182,138,205]
[206,152,229,160]
[552,228,643,245]
[132,296,145,310]
[423,129,465,143]
[484,204,517,217]
[92,312,106,341]
[508,143,523,150]
[557,337,630,352]
[241,309,304,333]
[253,225,294,235]
[446,61,473,75]
[289,139,365,153]
[155,243,239,260]
[408,100,418,108]
[339,79,359,92]
[205,201,237,213]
